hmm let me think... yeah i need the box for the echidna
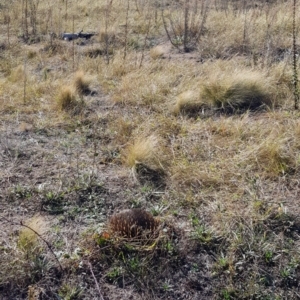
[109,209,159,238]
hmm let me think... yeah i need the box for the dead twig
[3,216,64,272]
[87,261,105,300]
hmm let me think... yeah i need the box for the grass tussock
[249,136,296,177]
[56,86,78,112]
[124,135,164,169]
[43,40,70,56]
[173,90,205,116]
[124,135,168,186]
[18,215,46,251]
[150,45,166,60]
[73,71,92,95]
[0,216,48,295]
[200,71,275,113]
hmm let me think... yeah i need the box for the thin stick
[22,0,24,36]
[139,4,152,68]
[293,0,299,109]
[104,0,111,64]
[183,0,189,53]
[5,13,10,46]
[87,262,105,300]
[123,0,130,61]
[3,217,64,272]
[161,1,179,50]
[72,15,75,72]
[23,57,27,104]
[25,0,28,40]
[65,0,68,24]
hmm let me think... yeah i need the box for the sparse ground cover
[1,0,300,299]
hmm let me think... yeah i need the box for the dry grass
[1,215,49,296]
[123,134,169,186]
[124,135,166,171]
[18,215,47,251]
[56,86,78,112]
[2,1,300,299]
[150,45,166,59]
[73,70,92,95]
[200,69,275,112]
[173,90,205,116]
[112,60,182,106]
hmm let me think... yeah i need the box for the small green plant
[164,240,175,255]
[58,284,82,300]
[190,214,213,244]
[94,232,110,247]
[280,259,299,282]
[106,267,122,283]
[264,250,273,264]
[127,256,140,273]
[217,253,229,270]
[12,185,32,199]
[223,290,230,300]
[42,191,65,214]
[140,185,152,193]
[192,225,212,244]
[280,267,291,279]
[162,279,174,292]
[190,213,200,227]
[222,288,236,300]
[129,198,142,208]
[151,204,167,216]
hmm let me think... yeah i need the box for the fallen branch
[3,216,63,272]
[87,261,105,300]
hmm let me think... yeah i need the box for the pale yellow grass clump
[173,66,276,116]
[56,86,77,111]
[123,134,169,185]
[255,138,294,176]
[238,118,296,177]
[18,215,47,251]
[73,71,92,95]
[173,90,205,116]
[124,135,166,172]
[150,45,166,60]
[200,70,275,112]
[240,128,298,178]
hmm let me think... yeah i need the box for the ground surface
[1,0,300,299]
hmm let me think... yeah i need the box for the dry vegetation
[1,0,300,299]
